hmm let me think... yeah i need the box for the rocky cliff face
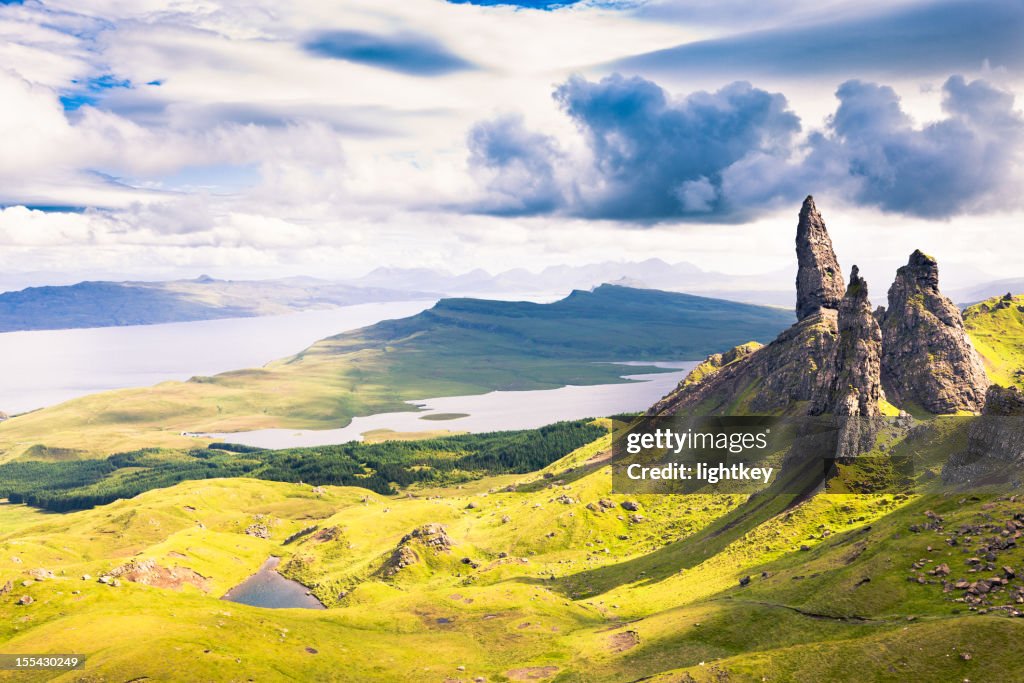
[648,311,838,416]
[983,385,1024,416]
[795,196,846,321]
[879,250,990,414]
[942,385,1024,485]
[815,266,884,418]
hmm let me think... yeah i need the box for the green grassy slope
[0,286,792,460]
[964,293,1024,389]
[5,420,1020,682]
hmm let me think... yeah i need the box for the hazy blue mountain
[951,278,1024,305]
[0,276,436,332]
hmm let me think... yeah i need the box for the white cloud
[0,0,1020,290]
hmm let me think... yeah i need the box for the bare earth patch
[506,666,559,680]
[608,629,640,653]
[109,559,211,592]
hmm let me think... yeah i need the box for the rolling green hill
[0,285,792,460]
[3,418,1021,682]
[964,292,1024,389]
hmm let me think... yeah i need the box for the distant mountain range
[0,276,437,332]
[949,278,1024,305]
[0,258,1017,333]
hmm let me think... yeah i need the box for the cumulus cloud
[807,76,1024,217]
[467,114,565,214]
[468,73,1024,221]
[469,74,803,221]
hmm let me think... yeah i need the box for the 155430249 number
[0,654,86,670]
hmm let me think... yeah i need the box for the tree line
[0,420,606,512]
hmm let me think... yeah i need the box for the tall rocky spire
[795,196,846,321]
[822,266,884,417]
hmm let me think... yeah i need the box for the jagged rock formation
[879,250,990,414]
[815,266,884,418]
[795,196,846,321]
[817,266,885,457]
[653,199,988,421]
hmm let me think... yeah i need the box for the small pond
[221,557,325,610]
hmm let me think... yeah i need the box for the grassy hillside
[0,276,431,332]
[964,293,1024,389]
[0,285,792,460]
[4,420,1021,681]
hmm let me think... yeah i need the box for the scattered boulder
[312,526,342,543]
[621,501,640,512]
[0,580,12,596]
[18,595,32,605]
[245,524,270,539]
[739,576,751,587]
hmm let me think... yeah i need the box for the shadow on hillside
[516,456,831,599]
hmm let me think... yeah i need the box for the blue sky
[0,0,1021,286]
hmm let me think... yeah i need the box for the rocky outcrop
[655,198,990,421]
[814,266,884,418]
[379,523,452,577]
[795,196,845,321]
[653,199,853,417]
[942,385,1024,485]
[879,250,990,414]
[649,310,839,416]
[983,385,1024,416]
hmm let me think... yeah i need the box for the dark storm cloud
[467,74,1024,222]
[304,30,475,76]
[469,75,802,221]
[806,76,1024,218]
[609,0,1024,79]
